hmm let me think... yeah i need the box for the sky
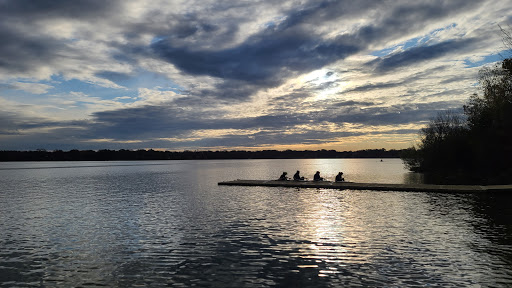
[0,0,511,151]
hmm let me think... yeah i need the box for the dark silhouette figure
[293,170,305,181]
[335,172,345,182]
[313,171,324,181]
[278,172,288,181]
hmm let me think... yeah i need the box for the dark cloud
[0,111,21,135]
[196,81,266,100]
[0,26,61,73]
[321,109,414,127]
[0,98,463,150]
[332,109,436,126]
[87,100,459,141]
[344,66,452,94]
[89,105,304,140]
[438,74,474,85]
[0,0,121,75]
[345,82,405,93]
[127,11,230,44]
[0,0,119,19]
[208,129,364,148]
[95,71,132,83]
[369,39,478,72]
[271,0,377,31]
[146,1,395,97]
[319,101,465,127]
[0,0,485,97]
[354,0,480,45]
[5,112,83,130]
[0,110,89,139]
[151,32,359,85]
[333,100,378,107]
[147,0,483,100]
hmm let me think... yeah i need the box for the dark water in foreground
[1,159,511,287]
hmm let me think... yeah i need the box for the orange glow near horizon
[152,135,417,152]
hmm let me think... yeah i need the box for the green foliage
[402,57,512,184]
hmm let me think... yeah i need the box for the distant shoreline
[0,149,404,161]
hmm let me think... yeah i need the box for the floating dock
[218,180,512,193]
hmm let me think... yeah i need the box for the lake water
[1,159,511,287]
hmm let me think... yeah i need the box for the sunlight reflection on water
[0,160,511,287]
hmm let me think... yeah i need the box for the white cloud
[133,88,185,105]
[11,82,54,94]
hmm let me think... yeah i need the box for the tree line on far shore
[401,40,512,185]
[0,148,404,162]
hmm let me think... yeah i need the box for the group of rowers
[278,170,345,182]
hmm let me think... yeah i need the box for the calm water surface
[1,159,511,287]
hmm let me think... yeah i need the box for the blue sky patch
[371,23,457,57]
[464,53,505,68]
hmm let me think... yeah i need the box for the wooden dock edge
[218,180,512,193]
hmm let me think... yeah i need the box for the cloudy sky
[0,0,510,151]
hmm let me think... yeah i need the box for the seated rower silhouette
[293,170,305,181]
[278,172,288,181]
[335,172,345,182]
[313,171,324,181]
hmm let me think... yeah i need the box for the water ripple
[1,160,512,287]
